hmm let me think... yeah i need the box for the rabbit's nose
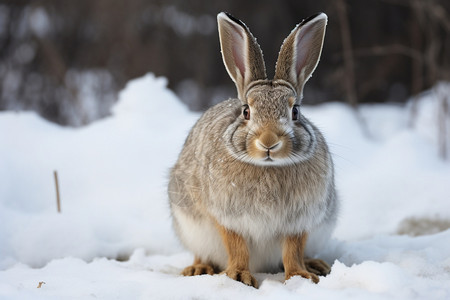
[257,131,282,151]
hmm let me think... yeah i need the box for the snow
[1,73,449,299]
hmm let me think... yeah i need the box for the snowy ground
[1,74,449,299]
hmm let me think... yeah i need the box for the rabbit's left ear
[217,12,267,102]
[275,13,327,100]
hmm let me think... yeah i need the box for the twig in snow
[54,170,61,213]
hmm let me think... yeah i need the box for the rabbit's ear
[274,13,327,100]
[217,12,267,101]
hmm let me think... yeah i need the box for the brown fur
[169,12,337,288]
[216,222,258,287]
[304,257,331,275]
[181,257,215,276]
[282,233,319,283]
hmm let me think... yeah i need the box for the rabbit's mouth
[254,148,285,164]
[264,149,277,162]
[264,156,274,162]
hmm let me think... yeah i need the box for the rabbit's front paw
[224,268,258,288]
[305,258,331,276]
[285,269,319,284]
[182,263,214,276]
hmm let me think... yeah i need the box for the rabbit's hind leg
[181,256,215,276]
[304,257,331,276]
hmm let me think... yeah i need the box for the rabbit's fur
[168,12,338,287]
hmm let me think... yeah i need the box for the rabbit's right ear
[217,12,267,102]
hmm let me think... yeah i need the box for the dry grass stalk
[54,170,61,213]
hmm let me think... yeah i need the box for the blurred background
[0,0,449,126]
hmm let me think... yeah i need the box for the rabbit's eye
[243,105,250,120]
[292,105,299,120]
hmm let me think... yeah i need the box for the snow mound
[0,73,198,269]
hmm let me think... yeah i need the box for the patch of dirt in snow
[397,216,450,236]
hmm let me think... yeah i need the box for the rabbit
[168,12,338,288]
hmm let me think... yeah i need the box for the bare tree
[335,0,357,107]
[436,83,450,160]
